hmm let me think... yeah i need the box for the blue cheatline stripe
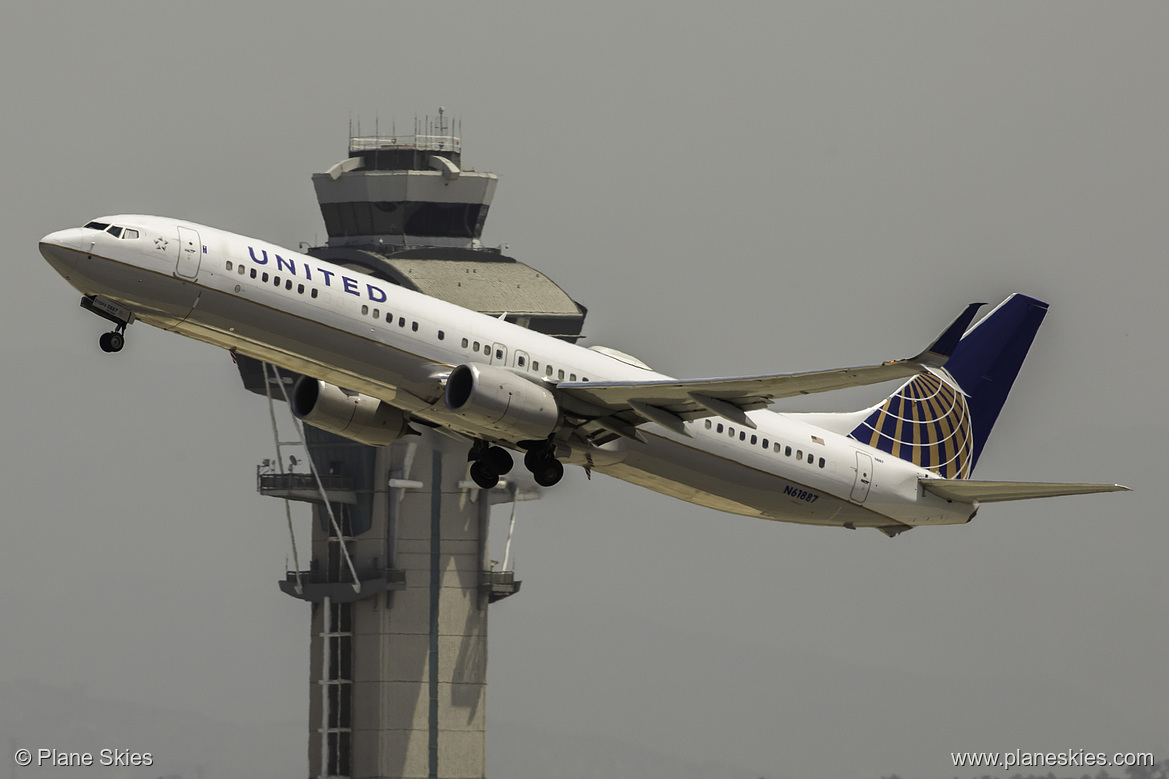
[429,448,442,778]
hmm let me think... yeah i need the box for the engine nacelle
[444,362,559,440]
[290,378,409,447]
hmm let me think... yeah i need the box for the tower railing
[349,134,460,153]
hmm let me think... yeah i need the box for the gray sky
[2,3,1165,777]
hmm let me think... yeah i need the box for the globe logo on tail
[849,371,973,479]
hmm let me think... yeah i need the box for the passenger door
[175,226,202,280]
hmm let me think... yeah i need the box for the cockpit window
[82,221,139,238]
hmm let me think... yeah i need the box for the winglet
[915,302,985,367]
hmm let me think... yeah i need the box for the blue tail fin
[847,294,1048,478]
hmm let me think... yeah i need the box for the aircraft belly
[597,432,859,526]
[166,283,416,403]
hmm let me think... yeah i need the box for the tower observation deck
[308,112,586,342]
[314,112,493,251]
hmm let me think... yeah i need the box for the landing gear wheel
[532,457,564,487]
[485,446,514,476]
[524,449,544,472]
[469,461,500,490]
[99,331,124,353]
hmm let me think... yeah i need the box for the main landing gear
[81,295,134,354]
[466,440,565,490]
[524,445,564,488]
[468,441,514,490]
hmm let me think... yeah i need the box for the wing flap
[921,479,1130,504]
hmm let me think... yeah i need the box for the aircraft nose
[39,228,85,270]
[40,228,80,253]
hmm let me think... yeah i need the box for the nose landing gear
[81,295,134,354]
[98,329,125,353]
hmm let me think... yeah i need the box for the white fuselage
[39,215,974,533]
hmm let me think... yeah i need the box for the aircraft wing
[554,302,984,435]
[921,479,1130,504]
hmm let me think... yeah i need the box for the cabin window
[250,268,257,279]
[807,453,814,464]
[399,317,406,327]
[717,423,724,433]
[728,426,735,437]
[273,275,280,286]
[740,431,746,441]
[361,305,369,316]
[461,338,469,348]
[532,361,540,371]
[796,450,803,461]
[785,446,792,457]
[818,457,825,468]
[750,434,757,445]
[225,261,234,271]
[517,356,525,367]
[238,265,246,275]
[473,341,480,351]
[107,225,123,238]
[311,289,319,299]
[298,283,305,294]
[762,438,769,449]
[773,442,781,453]
[546,365,553,376]
[583,377,589,382]
[438,330,445,340]
[558,369,565,380]
[412,322,418,332]
[569,373,577,381]
[483,344,490,355]
[705,420,712,429]
[285,280,292,290]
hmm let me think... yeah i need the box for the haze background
[1,3,1165,778]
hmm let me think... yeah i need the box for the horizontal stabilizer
[921,479,1130,504]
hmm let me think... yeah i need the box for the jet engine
[290,378,410,446]
[443,362,559,440]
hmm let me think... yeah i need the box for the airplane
[39,215,1127,536]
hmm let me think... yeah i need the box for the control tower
[239,113,586,779]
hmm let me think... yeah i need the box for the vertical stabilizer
[848,294,1048,478]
